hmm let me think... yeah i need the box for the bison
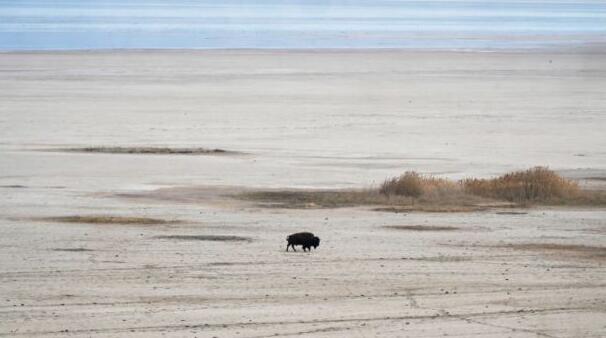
[286,232,320,252]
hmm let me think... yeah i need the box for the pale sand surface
[1,50,606,337]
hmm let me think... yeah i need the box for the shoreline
[2,44,606,55]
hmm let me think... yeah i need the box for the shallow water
[2,0,606,50]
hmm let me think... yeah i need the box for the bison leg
[286,243,289,252]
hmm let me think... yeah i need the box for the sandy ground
[1,50,606,337]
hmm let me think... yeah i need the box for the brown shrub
[462,167,580,204]
[239,167,602,210]
[379,171,459,198]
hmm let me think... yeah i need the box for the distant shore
[3,44,606,54]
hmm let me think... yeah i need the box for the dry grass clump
[379,171,460,198]
[41,215,177,225]
[462,167,580,204]
[239,167,605,211]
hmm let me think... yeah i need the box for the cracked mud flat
[1,50,606,337]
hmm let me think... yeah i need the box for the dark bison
[286,232,320,252]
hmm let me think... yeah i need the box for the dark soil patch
[239,190,489,212]
[373,206,484,213]
[383,225,460,231]
[52,248,94,252]
[49,146,237,155]
[39,215,178,225]
[403,256,471,262]
[0,185,27,188]
[238,190,382,209]
[155,235,251,242]
[497,243,606,259]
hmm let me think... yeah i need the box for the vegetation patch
[49,146,236,155]
[40,215,178,225]
[239,167,605,211]
[380,171,458,198]
[155,235,251,242]
[462,167,581,205]
[383,225,460,231]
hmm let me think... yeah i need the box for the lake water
[1,0,606,50]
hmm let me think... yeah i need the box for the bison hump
[287,232,315,242]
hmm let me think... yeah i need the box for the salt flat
[0,50,605,337]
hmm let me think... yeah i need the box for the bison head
[312,236,320,249]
